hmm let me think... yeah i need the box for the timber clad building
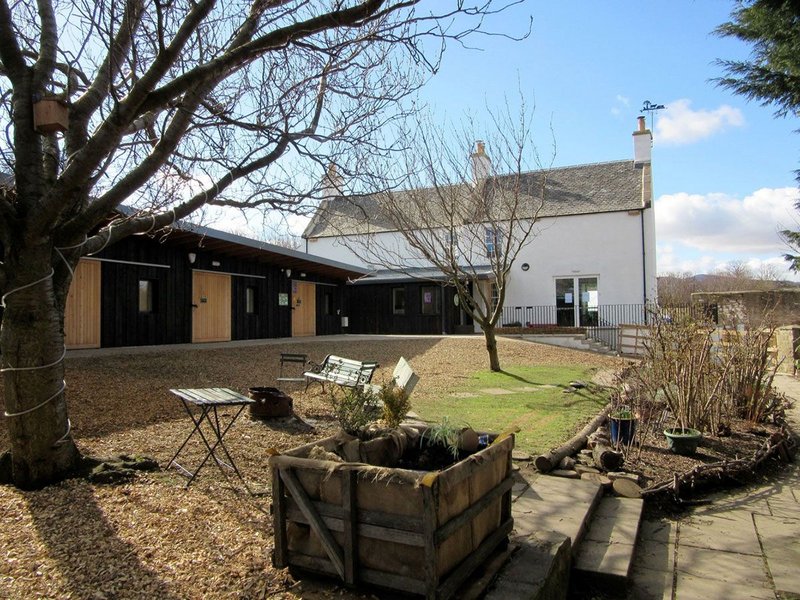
[64,224,367,349]
[51,118,655,348]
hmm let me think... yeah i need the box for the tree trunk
[1,246,81,489]
[482,323,501,372]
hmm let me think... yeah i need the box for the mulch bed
[0,336,792,599]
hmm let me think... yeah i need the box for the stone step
[512,474,603,556]
[572,496,644,586]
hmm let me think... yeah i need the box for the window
[138,280,155,313]
[323,291,334,316]
[484,226,502,257]
[392,288,406,315]
[421,286,440,316]
[491,283,500,311]
[246,286,257,314]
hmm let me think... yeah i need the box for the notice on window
[278,293,289,306]
[424,292,432,304]
[564,293,573,304]
[588,290,598,308]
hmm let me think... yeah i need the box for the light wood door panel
[192,271,231,343]
[291,280,316,337]
[65,259,101,349]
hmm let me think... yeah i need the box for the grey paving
[629,373,800,600]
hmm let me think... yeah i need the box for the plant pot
[609,417,637,445]
[663,427,702,455]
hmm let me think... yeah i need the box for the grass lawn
[412,365,610,455]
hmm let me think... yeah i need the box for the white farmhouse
[302,118,656,336]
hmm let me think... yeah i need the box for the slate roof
[303,159,648,239]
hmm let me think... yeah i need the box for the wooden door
[65,259,101,349]
[291,280,316,337]
[192,271,231,343]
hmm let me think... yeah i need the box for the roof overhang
[351,265,496,285]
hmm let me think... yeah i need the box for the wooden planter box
[269,432,514,599]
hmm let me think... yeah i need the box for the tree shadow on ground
[25,482,179,599]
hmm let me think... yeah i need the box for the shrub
[717,322,781,423]
[379,385,412,429]
[330,386,379,435]
[633,311,730,433]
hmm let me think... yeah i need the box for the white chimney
[321,163,343,198]
[470,141,492,184]
[633,116,652,165]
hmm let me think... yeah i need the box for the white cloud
[655,186,800,280]
[610,94,630,116]
[655,99,744,145]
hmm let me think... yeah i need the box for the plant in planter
[271,382,514,598]
[633,311,733,454]
[608,405,637,446]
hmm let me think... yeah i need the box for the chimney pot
[470,141,492,184]
[633,118,652,165]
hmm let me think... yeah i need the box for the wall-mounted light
[300,272,306,278]
[188,252,196,264]
[285,268,292,278]
[211,260,221,267]
[521,263,530,272]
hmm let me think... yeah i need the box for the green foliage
[715,1,800,118]
[329,386,378,435]
[378,384,412,429]
[420,416,462,459]
[715,1,800,269]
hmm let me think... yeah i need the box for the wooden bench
[303,355,379,391]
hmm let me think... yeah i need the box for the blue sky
[414,1,800,280]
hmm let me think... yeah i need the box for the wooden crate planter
[269,433,514,599]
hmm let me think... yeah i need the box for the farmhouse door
[291,280,316,337]
[64,259,101,349]
[192,271,232,342]
[555,277,598,327]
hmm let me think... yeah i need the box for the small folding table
[167,388,255,493]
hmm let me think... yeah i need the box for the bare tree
[0,0,527,488]
[321,106,550,371]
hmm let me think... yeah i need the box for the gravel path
[0,335,622,600]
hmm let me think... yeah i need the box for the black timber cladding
[93,227,364,348]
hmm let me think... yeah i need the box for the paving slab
[675,546,769,585]
[677,511,762,555]
[673,572,776,600]
[480,387,516,395]
[513,476,601,556]
[766,497,800,519]
[754,513,800,596]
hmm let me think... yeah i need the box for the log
[535,402,612,472]
[592,443,623,471]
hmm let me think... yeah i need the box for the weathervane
[641,100,665,130]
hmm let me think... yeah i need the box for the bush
[718,323,781,423]
[330,386,379,435]
[379,385,412,429]
[631,311,728,433]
